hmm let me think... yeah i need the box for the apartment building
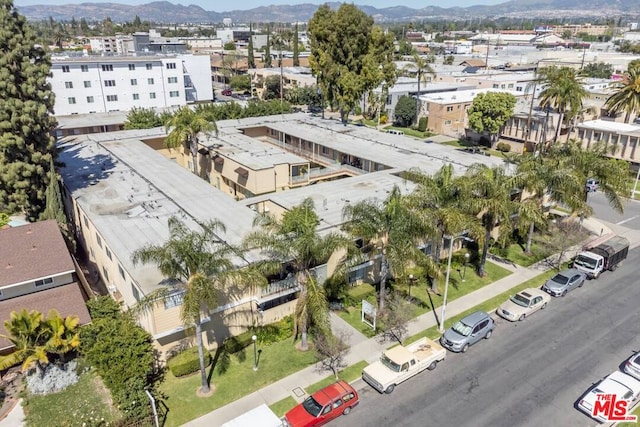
[57,113,502,351]
[50,54,213,115]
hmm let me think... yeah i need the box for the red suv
[283,380,359,427]
[221,88,232,96]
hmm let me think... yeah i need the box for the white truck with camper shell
[573,235,629,279]
[362,337,446,394]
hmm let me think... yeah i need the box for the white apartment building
[88,36,134,55]
[50,54,214,115]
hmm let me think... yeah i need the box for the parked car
[542,268,586,297]
[624,352,640,380]
[221,88,232,96]
[497,288,550,321]
[307,105,323,114]
[282,380,359,427]
[586,178,599,192]
[578,371,640,422]
[440,311,495,353]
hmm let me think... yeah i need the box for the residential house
[0,221,91,353]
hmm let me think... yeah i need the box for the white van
[386,129,404,135]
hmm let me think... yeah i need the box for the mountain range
[16,0,640,23]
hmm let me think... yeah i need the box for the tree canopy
[0,0,57,220]
[467,92,517,138]
[124,107,163,130]
[394,95,417,127]
[580,62,613,79]
[308,3,396,123]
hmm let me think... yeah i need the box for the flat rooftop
[420,88,522,104]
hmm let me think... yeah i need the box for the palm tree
[604,62,640,124]
[464,165,518,276]
[403,53,436,120]
[0,309,49,372]
[342,186,438,310]
[244,198,354,351]
[405,165,482,293]
[43,309,80,363]
[545,141,628,213]
[164,106,217,177]
[132,216,261,395]
[537,66,588,143]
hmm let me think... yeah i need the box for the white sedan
[496,288,551,322]
[624,352,640,381]
[578,371,640,422]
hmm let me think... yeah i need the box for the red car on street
[221,88,232,96]
[283,380,359,427]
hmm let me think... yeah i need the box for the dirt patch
[0,368,24,421]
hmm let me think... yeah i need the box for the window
[68,97,76,104]
[166,62,177,69]
[147,78,154,85]
[62,65,70,73]
[132,93,139,100]
[446,106,454,112]
[106,95,118,102]
[321,146,330,155]
[83,215,89,228]
[87,96,94,103]
[164,291,184,309]
[104,80,116,87]
[169,91,179,97]
[118,264,125,280]
[130,78,137,86]
[131,283,141,301]
[35,277,54,287]
[508,83,514,89]
[332,399,343,409]
[102,266,109,283]
[105,246,112,260]
[492,84,499,89]
[96,233,102,247]
[146,63,153,70]
[83,81,91,88]
[81,65,89,72]
[65,81,73,89]
[149,92,156,99]
[444,120,452,125]
[168,76,178,84]
[128,64,136,70]
[101,64,113,71]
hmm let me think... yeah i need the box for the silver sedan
[542,268,586,297]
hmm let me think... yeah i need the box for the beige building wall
[425,100,472,136]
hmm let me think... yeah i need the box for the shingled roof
[0,220,75,288]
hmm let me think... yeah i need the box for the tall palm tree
[464,165,518,276]
[132,216,260,395]
[164,106,217,177]
[244,198,354,351]
[545,141,628,212]
[403,53,436,120]
[405,165,482,293]
[343,186,438,310]
[604,62,640,124]
[537,66,588,144]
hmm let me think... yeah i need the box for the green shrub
[496,142,511,152]
[344,283,376,307]
[418,117,428,132]
[167,347,212,377]
[224,316,295,354]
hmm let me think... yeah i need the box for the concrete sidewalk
[186,216,624,426]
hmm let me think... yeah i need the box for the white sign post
[361,300,377,331]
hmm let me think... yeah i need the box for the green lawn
[23,369,121,427]
[616,403,640,427]
[490,242,545,267]
[337,261,512,335]
[385,126,436,139]
[269,396,298,418]
[405,264,567,344]
[160,338,317,427]
[436,138,511,158]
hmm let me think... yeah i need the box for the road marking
[616,215,640,225]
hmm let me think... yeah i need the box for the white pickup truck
[362,337,446,394]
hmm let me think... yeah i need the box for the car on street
[586,178,599,192]
[542,268,586,297]
[282,380,359,427]
[577,371,640,422]
[624,352,640,380]
[221,88,232,96]
[497,288,550,321]
[440,311,495,353]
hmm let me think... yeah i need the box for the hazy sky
[14,0,507,10]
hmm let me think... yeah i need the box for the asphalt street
[335,248,640,427]
[590,191,640,229]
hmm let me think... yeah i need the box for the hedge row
[167,346,212,377]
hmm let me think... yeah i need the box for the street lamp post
[439,235,470,333]
[252,335,258,371]
[408,274,415,300]
[462,252,470,282]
